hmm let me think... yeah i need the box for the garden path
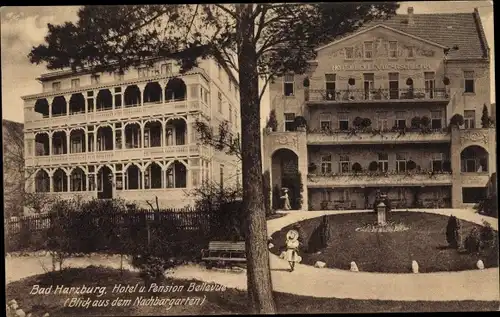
[5,208,499,302]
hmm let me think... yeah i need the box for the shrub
[190,181,242,213]
[266,110,278,131]
[449,113,464,127]
[352,162,363,173]
[307,216,329,253]
[445,215,460,249]
[131,249,172,287]
[303,77,310,88]
[464,227,481,254]
[479,220,495,249]
[368,161,378,172]
[481,104,490,128]
[411,116,421,128]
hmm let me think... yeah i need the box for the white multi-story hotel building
[263,8,496,211]
[22,58,241,209]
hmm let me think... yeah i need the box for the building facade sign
[332,63,432,72]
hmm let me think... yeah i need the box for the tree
[28,4,399,313]
[481,104,493,128]
[446,215,460,249]
[449,113,464,127]
[266,109,278,132]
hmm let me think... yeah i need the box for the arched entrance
[97,166,113,199]
[460,145,488,173]
[271,148,300,210]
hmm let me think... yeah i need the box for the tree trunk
[237,4,276,314]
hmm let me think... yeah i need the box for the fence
[5,208,216,254]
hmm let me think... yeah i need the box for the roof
[321,9,489,60]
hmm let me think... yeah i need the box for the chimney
[407,7,414,26]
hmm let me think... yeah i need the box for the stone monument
[377,202,387,226]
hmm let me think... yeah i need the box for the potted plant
[348,78,355,86]
[352,162,363,174]
[303,77,310,101]
[368,161,378,172]
[442,77,450,86]
[420,115,431,129]
[361,118,372,131]
[303,77,310,88]
[353,116,363,130]
[266,110,278,133]
[406,78,414,86]
[294,116,307,131]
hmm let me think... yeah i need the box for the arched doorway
[460,145,488,173]
[97,166,113,199]
[271,148,300,210]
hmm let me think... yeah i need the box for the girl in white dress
[281,188,292,210]
[282,229,302,272]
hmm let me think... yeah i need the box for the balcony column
[138,84,145,107]
[121,125,125,149]
[141,121,145,148]
[64,95,71,116]
[450,126,462,208]
[85,171,89,191]
[186,118,191,145]
[48,170,54,193]
[161,80,166,103]
[67,172,71,192]
[94,125,98,152]
[93,90,97,113]
[48,131,53,155]
[47,97,54,119]
[66,130,71,155]
[140,166,145,190]
[112,90,116,110]
[112,125,116,150]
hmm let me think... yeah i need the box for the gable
[316,25,446,63]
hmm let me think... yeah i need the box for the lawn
[6,266,498,315]
[270,212,499,273]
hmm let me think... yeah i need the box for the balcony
[25,99,208,130]
[307,171,452,188]
[461,172,490,187]
[26,144,211,167]
[307,88,449,105]
[307,128,450,145]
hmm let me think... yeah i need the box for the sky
[0,1,495,124]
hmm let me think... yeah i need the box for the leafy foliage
[195,119,241,159]
[368,161,379,172]
[411,116,421,128]
[407,160,417,171]
[266,109,278,131]
[481,104,495,128]
[294,116,307,129]
[420,116,430,128]
[449,113,464,127]
[464,227,480,254]
[352,162,362,173]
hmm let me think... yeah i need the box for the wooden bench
[201,241,246,269]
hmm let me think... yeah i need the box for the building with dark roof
[263,7,495,210]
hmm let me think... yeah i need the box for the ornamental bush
[352,162,363,173]
[464,227,481,254]
[445,215,460,249]
[368,161,378,172]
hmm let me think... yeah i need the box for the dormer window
[345,47,354,60]
[364,41,373,59]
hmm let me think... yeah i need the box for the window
[161,63,173,75]
[338,112,349,130]
[396,153,407,172]
[431,110,442,129]
[114,71,124,81]
[389,41,398,59]
[71,79,80,88]
[432,153,444,172]
[395,111,407,129]
[378,153,389,172]
[325,73,336,100]
[218,91,223,113]
[464,71,475,93]
[284,113,296,131]
[464,110,475,129]
[283,74,295,96]
[424,72,436,98]
[52,82,61,91]
[71,137,83,153]
[339,155,350,174]
[407,46,415,59]
[388,72,399,99]
[320,113,331,131]
[377,111,389,130]
[363,73,374,100]
[345,47,354,59]
[321,155,332,174]
[91,74,100,85]
[364,41,373,59]
[462,187,487,203]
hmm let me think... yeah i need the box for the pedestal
[377,202,387,226]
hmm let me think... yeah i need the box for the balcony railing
[307,88,449,103]
[27,144,210,166]
[307,170,453,187]
[25,99,209,129]
[307,128,450,145]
